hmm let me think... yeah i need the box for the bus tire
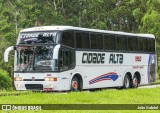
[71,77,79,91]
[132,75,139,88]
[123,75,131,89]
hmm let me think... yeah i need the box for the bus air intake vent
[25,84,43,90]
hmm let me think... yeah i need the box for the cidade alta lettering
[82,53,105,64]
[109,54,123,64]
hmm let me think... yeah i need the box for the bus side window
[138,38,148,52]
[76,32,89,49]
[91,33,97,49]
[128,37,138,51]
[62,31,74,48]
[104,34,115,50]
[60,49,75,71]
[60,50,69,71]
[116,35,127,50]
[148,39,155,52]
[68,50,75,69]
[91,33,103,49]
[144,39,148,52]
[97,34,103,49]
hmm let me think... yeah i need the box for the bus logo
[89,72,118,85]
[135,56,142,62]
[32,77,35,81]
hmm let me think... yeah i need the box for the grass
[155,73,160,83]
[0,88,160,104]
[0,90,31,96]
[155,79,160,83]
[0,87,160,113]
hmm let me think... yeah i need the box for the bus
[4,26,156,91]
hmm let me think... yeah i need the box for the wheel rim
[72,81,78,90]
[125,77,129,88]
[133,77,138,87]
[73,81,78,89]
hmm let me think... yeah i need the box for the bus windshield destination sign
[18,32,57,44]
[19,32,56,39]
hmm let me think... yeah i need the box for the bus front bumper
[14,81,69,91]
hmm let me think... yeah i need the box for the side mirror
[4,46,16,62]
[53,44,60,60]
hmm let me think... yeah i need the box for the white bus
[4,26,156,91]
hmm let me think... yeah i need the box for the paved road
[139,84,160,88]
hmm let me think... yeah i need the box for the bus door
[58,47,75,90]
[59,47,75,72]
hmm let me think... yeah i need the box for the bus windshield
[15,46,58,72]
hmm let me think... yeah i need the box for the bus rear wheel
[132,76,139,88]
[71,77,79,91]
[123,75,131,89]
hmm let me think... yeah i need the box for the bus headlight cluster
[45,77,57,81]
[16,84,21,87]
[14,77,23,81]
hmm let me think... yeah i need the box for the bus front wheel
[71,77,79,91]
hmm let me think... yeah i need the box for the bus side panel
[76,51,156,89]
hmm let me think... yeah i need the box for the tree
[1,0,160,75]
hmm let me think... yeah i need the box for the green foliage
[133,8,143,23]
[0,69,12,90]
[140,10,160,35]
[1,0,160,74]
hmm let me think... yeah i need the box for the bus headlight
[45,77,57,81]
[16,84,21,87]
[14,77,23,81]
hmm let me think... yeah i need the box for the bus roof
[20,26,155,38]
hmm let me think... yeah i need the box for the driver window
[60,49,75,71]
[60,50,68,71]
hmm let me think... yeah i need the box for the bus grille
[25,84,43,90]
